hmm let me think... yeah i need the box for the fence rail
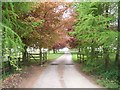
[2,52,48,74]
[28,52,47,65]
[76,50,105,63]
[1,57,23,75]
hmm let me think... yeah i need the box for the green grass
[70,49,78,54]
[71,49,119,88]
[82,61,119,88]
[70,49,78,63]
[71,53,77,62]
[47,52,64,61]
[97,78,119,88]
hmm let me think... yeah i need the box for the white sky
[55,4,73,19]
[63,10,72,18]
[65,0,73,2]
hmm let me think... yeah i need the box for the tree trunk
[116,1,120,84]
[115,2,120,65]
[53,48,55,54]
[55,49,57,53]
[39,47,42,65]
[103,47,109,69]
[102,3,110,69]
[78,48,80,52]
[106,3,109,28]
[91,46,95,61]
[22,46,27,65]
[115,43,120,64]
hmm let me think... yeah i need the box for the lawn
[70,49,78,62]
[71,53,77,62]
[47,51,64,61]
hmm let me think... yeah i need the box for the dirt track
[19,51,102,88]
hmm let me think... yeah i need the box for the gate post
[43,52,44,64]
[28,53,30,65]
[46,52,47,62]
[39,48,42,65]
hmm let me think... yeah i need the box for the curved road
[31,51,102,88]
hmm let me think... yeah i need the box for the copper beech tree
[20,2,74,62]
[22,2,72,48]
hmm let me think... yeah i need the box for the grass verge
[71,52,119,88]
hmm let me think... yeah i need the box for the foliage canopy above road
[1,2,120,88]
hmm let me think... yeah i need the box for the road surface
[30,51,102,88]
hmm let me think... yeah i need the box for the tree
[2,2,39,66]
[17,2,73,63]
[72,2,117,68]
[115,2,120,64]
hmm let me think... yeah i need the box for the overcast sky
[65,0,73,2]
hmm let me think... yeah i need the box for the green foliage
[81,59,119,88]
[73,2,117,48]
[97,79,119,88]
[1,23,24,70]
[1,23,24,49]
[72,2,118,65]
[32,20,44,27]
[13,2,35,15]
[2,2,36,70]
[72,2,119,88]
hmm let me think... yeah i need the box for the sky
[65,0,73,2]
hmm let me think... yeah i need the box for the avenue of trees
[1,1,120,88]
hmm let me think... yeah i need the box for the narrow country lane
[29,51,102,88]
[3,2,118,89]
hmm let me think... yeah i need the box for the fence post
[42,52,45,64]
[40,48,42,65]
[77,53,79,62]
[18,57,21,67]
[27,53,30,65]
[80,54,82,63]
[46,52,47,62]
[2,61,5,76]
[8,56,13,72]
[83,53,85,61]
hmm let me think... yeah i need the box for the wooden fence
[28,52,47,65]
[1,52,47,75]
[76,51,104,63]
[2,56,22,75]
